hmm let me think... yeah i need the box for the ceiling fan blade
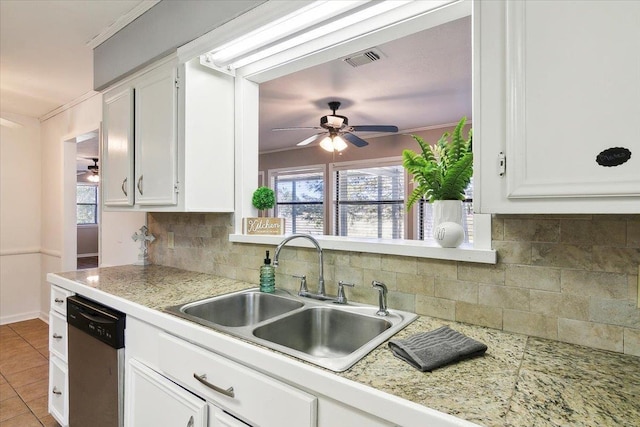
[350,125,398,133]
[296,133,325,146]
[343,132,369,147]
[272,126,323,131]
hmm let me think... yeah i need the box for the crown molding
[86,0,160,49]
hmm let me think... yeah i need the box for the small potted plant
[244,187,284,235]
[252,186,276,216]
[402,117,472,247]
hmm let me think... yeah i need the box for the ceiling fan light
[326,115,344,128]
[333,135,348,151]
[87,173,100,183]
[319,136,334,152]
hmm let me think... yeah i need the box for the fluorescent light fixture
[207,1,368,66]
[228,0,410,69]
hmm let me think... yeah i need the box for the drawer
[158,333,316,427]
[49,311,68,362]
[51,286,74,316]
[49,356,69,427]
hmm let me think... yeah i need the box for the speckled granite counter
[54,265,640,427]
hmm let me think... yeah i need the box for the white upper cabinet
[103,87,134,206]
[134,63,179,206]
[102,56,234,212]
[475,0,640,213]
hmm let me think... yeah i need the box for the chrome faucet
[273,234,325,298]
[371,281,389,316]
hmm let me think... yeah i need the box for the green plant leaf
[439,151,473,200]
[403,117,472,206]
[252,186,276,210]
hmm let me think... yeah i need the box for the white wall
[0,113,42,323]
[39,94,143,319]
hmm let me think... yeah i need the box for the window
[270,167,324,235]
[418,178,474,243]
[332,160,404,239]
[77,184,98,225]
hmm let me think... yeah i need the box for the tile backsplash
[148,213,640,357]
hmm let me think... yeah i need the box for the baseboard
[77,253,99,258]
[0,311,43,325]
[40,311,50,324]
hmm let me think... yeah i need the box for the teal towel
[388,326,487,371]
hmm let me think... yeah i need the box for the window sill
[228,234,497,264]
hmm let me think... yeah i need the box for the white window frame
[329,157,408,239]
[183,0,496,263]
[77,183,100,226]
[268,164,326,234]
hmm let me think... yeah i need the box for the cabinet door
[126,358,207,427]
[49,311,68,362]
[210,407,251,427]
[476,0,640,213]
[49,356,68,427]
[103,87,134,206]
[134,64,179,206]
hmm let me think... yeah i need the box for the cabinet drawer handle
[54,298,64,303]
[187,416,194,427]
[52,387,62,395]
[193,373,234,398]
[52,333,63,340]
[122,178,128,196]
[137,175,143,195]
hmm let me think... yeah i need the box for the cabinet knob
[121,177,128,196]
[52,333,63,340]
[52,387,62,396]
[54,298,64,303]
[187,416,194,427]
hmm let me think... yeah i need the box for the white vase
[432,200,465,248]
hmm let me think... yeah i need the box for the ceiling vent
[343,48,383,68]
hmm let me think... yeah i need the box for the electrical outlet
[167,232,175,249]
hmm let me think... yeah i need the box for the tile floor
[0,319,60,427]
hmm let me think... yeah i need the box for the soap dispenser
[260,250,275,293]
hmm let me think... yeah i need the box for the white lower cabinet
[158,332,316,427]
[125,317,316,427]
[48,285,73,427]
[49,356,68,426]
[126,359,208,427]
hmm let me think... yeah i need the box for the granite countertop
[55,265,640,427]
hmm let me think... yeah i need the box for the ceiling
[0,1,471,161]
[0,0,152,119]
[258,16,471,153]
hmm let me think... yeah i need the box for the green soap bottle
[260,250,275,293]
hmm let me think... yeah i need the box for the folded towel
[388,325,487,371]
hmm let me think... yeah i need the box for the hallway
[0,319,59,426]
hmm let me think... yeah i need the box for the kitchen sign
[243,217,285,235]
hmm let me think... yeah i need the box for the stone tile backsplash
[148,213,640,357]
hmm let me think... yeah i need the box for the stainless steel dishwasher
[67,295,125,427]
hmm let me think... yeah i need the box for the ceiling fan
[272,101,398,152]
[77,158,100,182]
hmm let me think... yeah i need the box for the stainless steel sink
[177,291,303,327]
[165,288,417,372]
[253,307,391,358]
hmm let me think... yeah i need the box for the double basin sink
[166,288,417,372]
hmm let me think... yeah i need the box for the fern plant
[402,117,473,207]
